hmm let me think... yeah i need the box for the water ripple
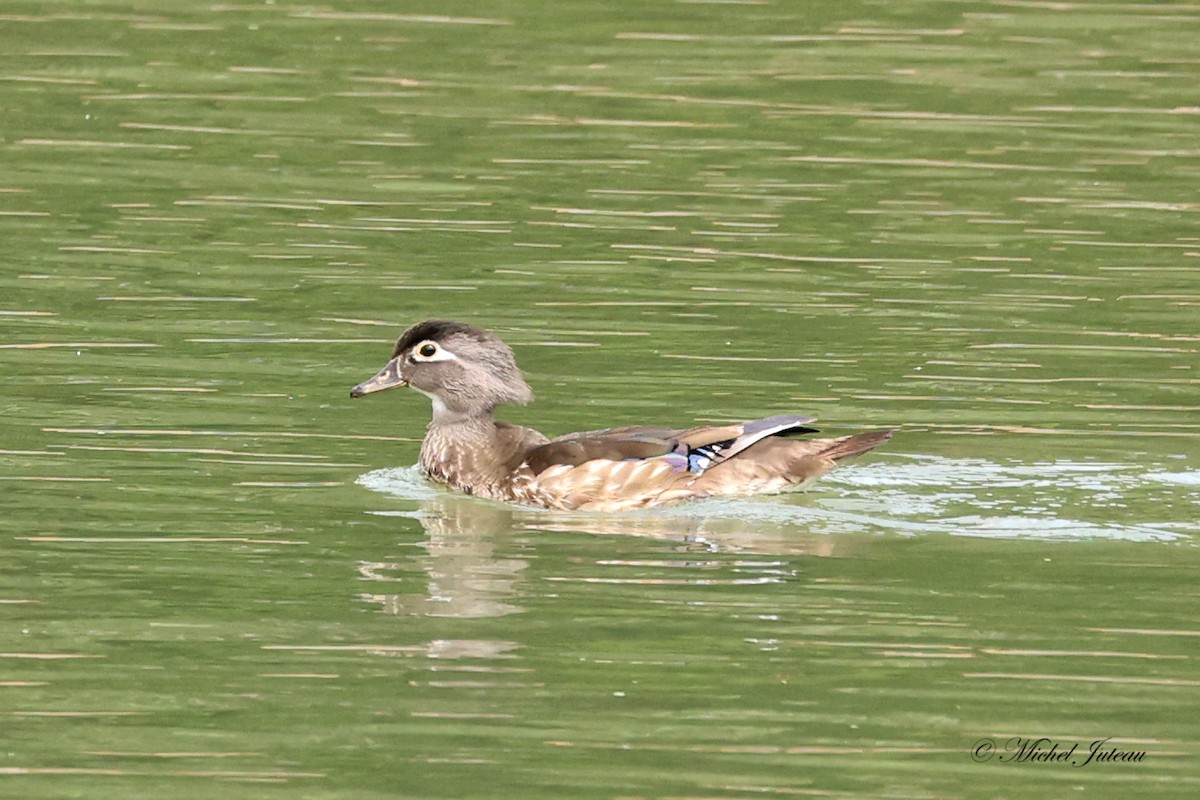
[356,457,1196,544]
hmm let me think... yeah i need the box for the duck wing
[522,414,819,477]
[522,430,678,475]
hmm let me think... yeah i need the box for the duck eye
[416,342,438,359]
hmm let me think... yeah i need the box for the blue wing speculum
[658,414,819,475]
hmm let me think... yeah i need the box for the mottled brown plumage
[351,320,892,511]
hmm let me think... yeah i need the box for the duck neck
[418,410,507,492]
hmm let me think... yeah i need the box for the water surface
[2,1,1198,797]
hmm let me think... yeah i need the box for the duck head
[350,320,533,422]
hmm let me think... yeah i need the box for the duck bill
[350,359,407,398]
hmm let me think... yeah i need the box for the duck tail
[819,430,894,462]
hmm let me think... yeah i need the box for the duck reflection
[358,482,855,620]
[358,495,526,619]
[515,507,848,557]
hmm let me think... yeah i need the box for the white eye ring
[411,340,456,362]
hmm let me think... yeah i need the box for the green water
[2,1,1198,797]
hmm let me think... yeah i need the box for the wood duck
[350,320,892,512]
